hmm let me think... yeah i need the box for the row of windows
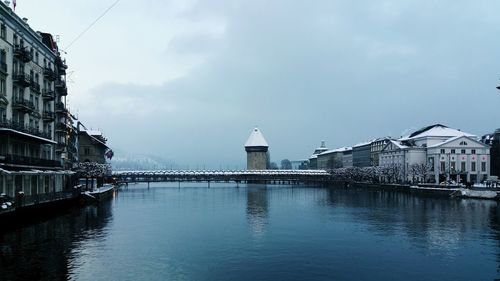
[440,149,477,154]
[1,23,55,69]
[439,161,487,173]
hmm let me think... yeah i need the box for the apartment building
[0,2,72,199]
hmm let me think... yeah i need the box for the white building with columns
[379,124,490,184]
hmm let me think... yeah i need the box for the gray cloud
[40,0,500,167]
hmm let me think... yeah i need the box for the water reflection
[324,187,499,254]
[246,184,269,236]
[2,184,500,281]
[0,201,113,281]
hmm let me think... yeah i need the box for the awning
[0,128,57,144]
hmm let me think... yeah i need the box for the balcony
[0,119,51,140]
[55,57,67,75]
[56,122,67,132]
[30,82,41,94]
[12,98,35,113]
[13,45,32,63]
[13,72,31,87]
[55,81,68,96]
[42,111,55,122]
[0,61,7,75]
[43,67,57,81]
[55,102,67,114]
[0,154,61,168]
[55,141,66,152]
[42,89,55,100]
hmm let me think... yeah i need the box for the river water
[1,183,500,281]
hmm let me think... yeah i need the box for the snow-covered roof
[427,135,488,149]
[319,147,351,155]
[244,127,269,147]
[85,129,103,136]
[389,139,410,149]
[81,130,109,149]
[353,139,376,148]
[400,124,475,140]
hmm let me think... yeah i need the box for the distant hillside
[110,152,177,171]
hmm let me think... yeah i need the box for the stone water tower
[245,127,269,170]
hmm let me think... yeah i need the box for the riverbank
[329,181,500,200]
[0,191,80,230]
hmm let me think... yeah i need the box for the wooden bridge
[112,170,331,185]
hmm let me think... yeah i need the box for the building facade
[342,147,353,168]
[0,2,73,200]
[481,129,500,178]
[317,147,349,170]
[352,141,372,167]
[308,141,328,169]
[380,124,490,184]
[370,137,390,166]
[78,130,109,164]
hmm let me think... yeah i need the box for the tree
[269,162,279,169]
[381,164,402,183]
[280,159,292,170]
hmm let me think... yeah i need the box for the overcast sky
[15,0,500,168]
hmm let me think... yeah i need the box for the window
[471,149,476,154]
[428,157,435,171]
[0,77,5,96]
[471,162,476,172]
[0,107,5,122]
[0,24,5,39]
[459,141,468,146]
[440,149,445,154]
[461,149,466,154]
[450,162,456,172]
[440,162,446,172]
[451,149,456,154]
[0,49,5,63]
[461,162,466,172]
[481,162,486,172]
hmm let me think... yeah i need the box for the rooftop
[244,127,269,147]
[400,124,475,140]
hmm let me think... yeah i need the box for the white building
[380,124,490,184]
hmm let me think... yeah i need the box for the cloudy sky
[15,0,500,168]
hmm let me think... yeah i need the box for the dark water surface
[1,183,500,281]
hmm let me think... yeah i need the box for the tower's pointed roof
[245,127,269,147]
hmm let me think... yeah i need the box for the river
[1,183,499,280]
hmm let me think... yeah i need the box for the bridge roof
[245,128,269,147]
